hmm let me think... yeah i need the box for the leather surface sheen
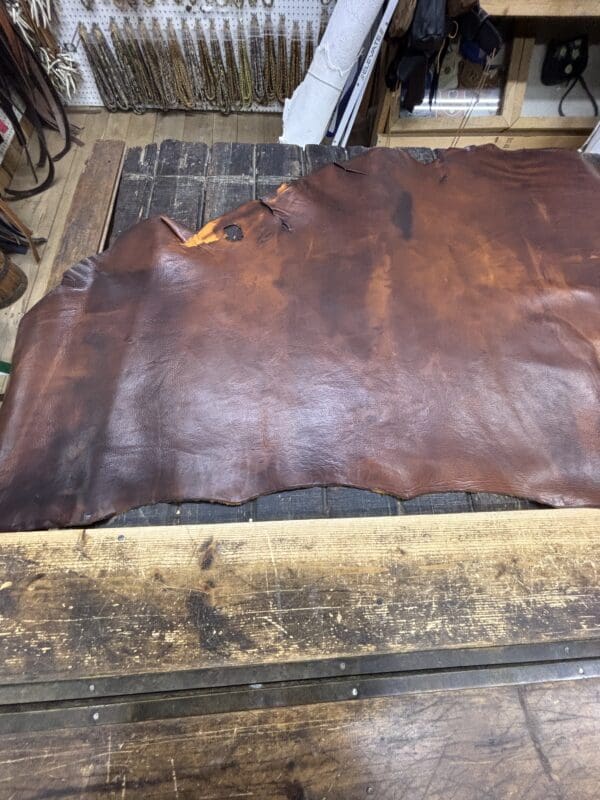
[0,146,598,531]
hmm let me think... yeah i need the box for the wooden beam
[2,677,600,798]
[47,139,125,291]
[0,509,599,690]
[486,0,600,15]
[378,131,588,148]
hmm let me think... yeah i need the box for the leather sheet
[0,146,598,531]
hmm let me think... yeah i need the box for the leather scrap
[0,145,598,531]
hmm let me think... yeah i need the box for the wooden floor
[0,110,281,394]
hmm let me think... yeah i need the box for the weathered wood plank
[2,677,599,799]
[0,510,598,686]
[48,139,125,288]
[486,0,599,15]
[155,140,209,178]
[212,112,238,143]
[305,143,348,173]
[255,142,304,178]
[145,141,208,231]
[207,142,254,177]
[182,111,214,145]
[154,111,186,143]
[147,176,204,231]
[203,178,254,224]
[126,112,157,147]
[326,486,399,517]
[109,143,158,245]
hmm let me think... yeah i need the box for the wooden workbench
[1,141,599,798]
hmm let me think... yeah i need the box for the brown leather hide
[0,146,598,531]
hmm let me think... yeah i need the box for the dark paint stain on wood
[66,578,177,659]
[185,589,254,655]
[282,779,307,800]
[199,536,217,570]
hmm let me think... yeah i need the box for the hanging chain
[196,19,217,104]
[263,12,277,104]
[182,18,204,106]
[276,13,288,103]
[288,18,301,97]
[79,23,118,111]
[88,22,130,110]
[138,18,168,110]
[77,9,322,114]
[167,18,195,109]
[123,16,158,108]
[304,19,314,75]
[209,17,232,114]
[223,18,241,110]
[236,19,254,109]
[109,17,144,113]
[152,17,177,108]
[318,6,329,42]
[249,13,265,104]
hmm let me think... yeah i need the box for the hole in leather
[224,224,244,242]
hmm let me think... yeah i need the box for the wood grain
[378,132,588,149]
[48,138,125,289]
[486,0,600,14]
[2,677,600,798]
[0,509,599,685]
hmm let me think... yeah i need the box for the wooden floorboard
[126,111,158,146]
[213,112,239,143]
[183,111,214,144]
[102,112,132,141]
[0,509,598,688]
[154,111,186,143]
[48,139,125,289]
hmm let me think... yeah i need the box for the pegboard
[55,0,336,110]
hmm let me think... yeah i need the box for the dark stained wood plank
[405,146,437,164]
[48,140,125,288]
[128,142,209,231]
[0,510,598,686]
[202,178,254,224]
[108,143,158,245]
[121,142,158,176]
[255,142,304,178]
[2,678,599,799]
[256,177,288,199]
[346,144,369,159]
[177,500,255,525]
[155,139,209,177]
[147,176,204,231]
[326,486,399,517]
[255,487,326,521]
[402,492,473,515]
[305,143,348,173]
[108,175,154,245]
[470,492,542,512]
[201,143,256,222]
[207,141,254,177]
[95,503,179,528]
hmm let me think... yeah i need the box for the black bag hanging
[541,36,598,117]
[455,4,502,56]
[385,0,448,112]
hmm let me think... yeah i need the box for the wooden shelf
[486,0,600,16]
